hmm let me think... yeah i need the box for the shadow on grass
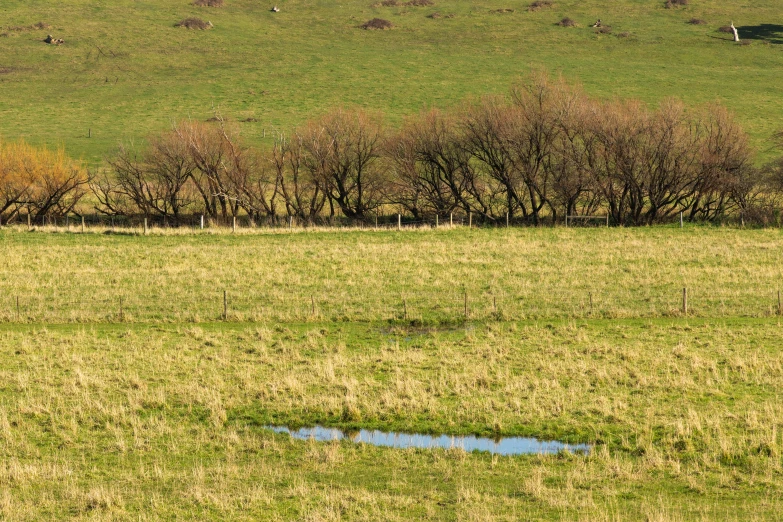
[736,24,783,44]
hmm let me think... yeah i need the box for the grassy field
[1,0,783,163]
[2,225,783,322]
[1,227,782,519]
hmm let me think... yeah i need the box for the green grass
[1,319,782,519]
[0,227,782,519]
[2,225,783,322]
[1,0,783,164]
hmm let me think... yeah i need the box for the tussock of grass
[193,0,224,6]
[557,17,576,27]
[687,17,706,25]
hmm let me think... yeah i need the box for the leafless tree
[298,109,387,219]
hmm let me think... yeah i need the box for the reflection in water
[266,425,590,456]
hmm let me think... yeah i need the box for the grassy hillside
[1,0,782,164]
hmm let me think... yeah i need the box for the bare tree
[274,133,327,223]
[298,109,387,220]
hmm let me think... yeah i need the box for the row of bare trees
[83,75,780,225]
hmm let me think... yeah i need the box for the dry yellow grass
[0,320,781,519]
[1,227,783,322]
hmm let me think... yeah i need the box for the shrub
[193,0,223,5]
[557,17,576,27]
[360,18,393,29]
[174,18,212,30]
[687,18,706,25]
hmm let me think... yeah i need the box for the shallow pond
[266,425,590,456]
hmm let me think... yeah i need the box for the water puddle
[266,425,590,456]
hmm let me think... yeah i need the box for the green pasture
[0,318,781,519]
[1,0,783,164]
[1,227,783,519]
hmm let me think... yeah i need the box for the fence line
[0,210,720,232]
[2,286,782,325]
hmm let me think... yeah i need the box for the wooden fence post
[435,215,439,228]
[223,290,228,321]
[468,212,472,228]
[27,214,31,231]
[778,290,781,316]
[682,287,688,316]
[311,295,315,317]
[81,216,85,233]
[200,215,204,230]
[450,213,453,227]
[606,214,609,227]
[119,296,124,322]
[398,214,401,231]
[464,289,469,319]
[680,212,683,228]
[589,292,593,315]
[16,296,20,321]
[232,216,237,233]
[506,212,509,228]
[143,218,148,235]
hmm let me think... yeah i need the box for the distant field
[2,226,783,322]
[1,0,783,163]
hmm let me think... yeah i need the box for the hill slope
[1,0,782,163]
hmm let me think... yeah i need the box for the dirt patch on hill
[528,1,553,11]
[360,18,394,29]
[175,18,213,30]
[372,0,433,6]
[7,21,50,32]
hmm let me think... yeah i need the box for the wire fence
[1,286,781,324]
[0,211,648,232]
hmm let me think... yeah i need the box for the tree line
[3,74,783,226]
